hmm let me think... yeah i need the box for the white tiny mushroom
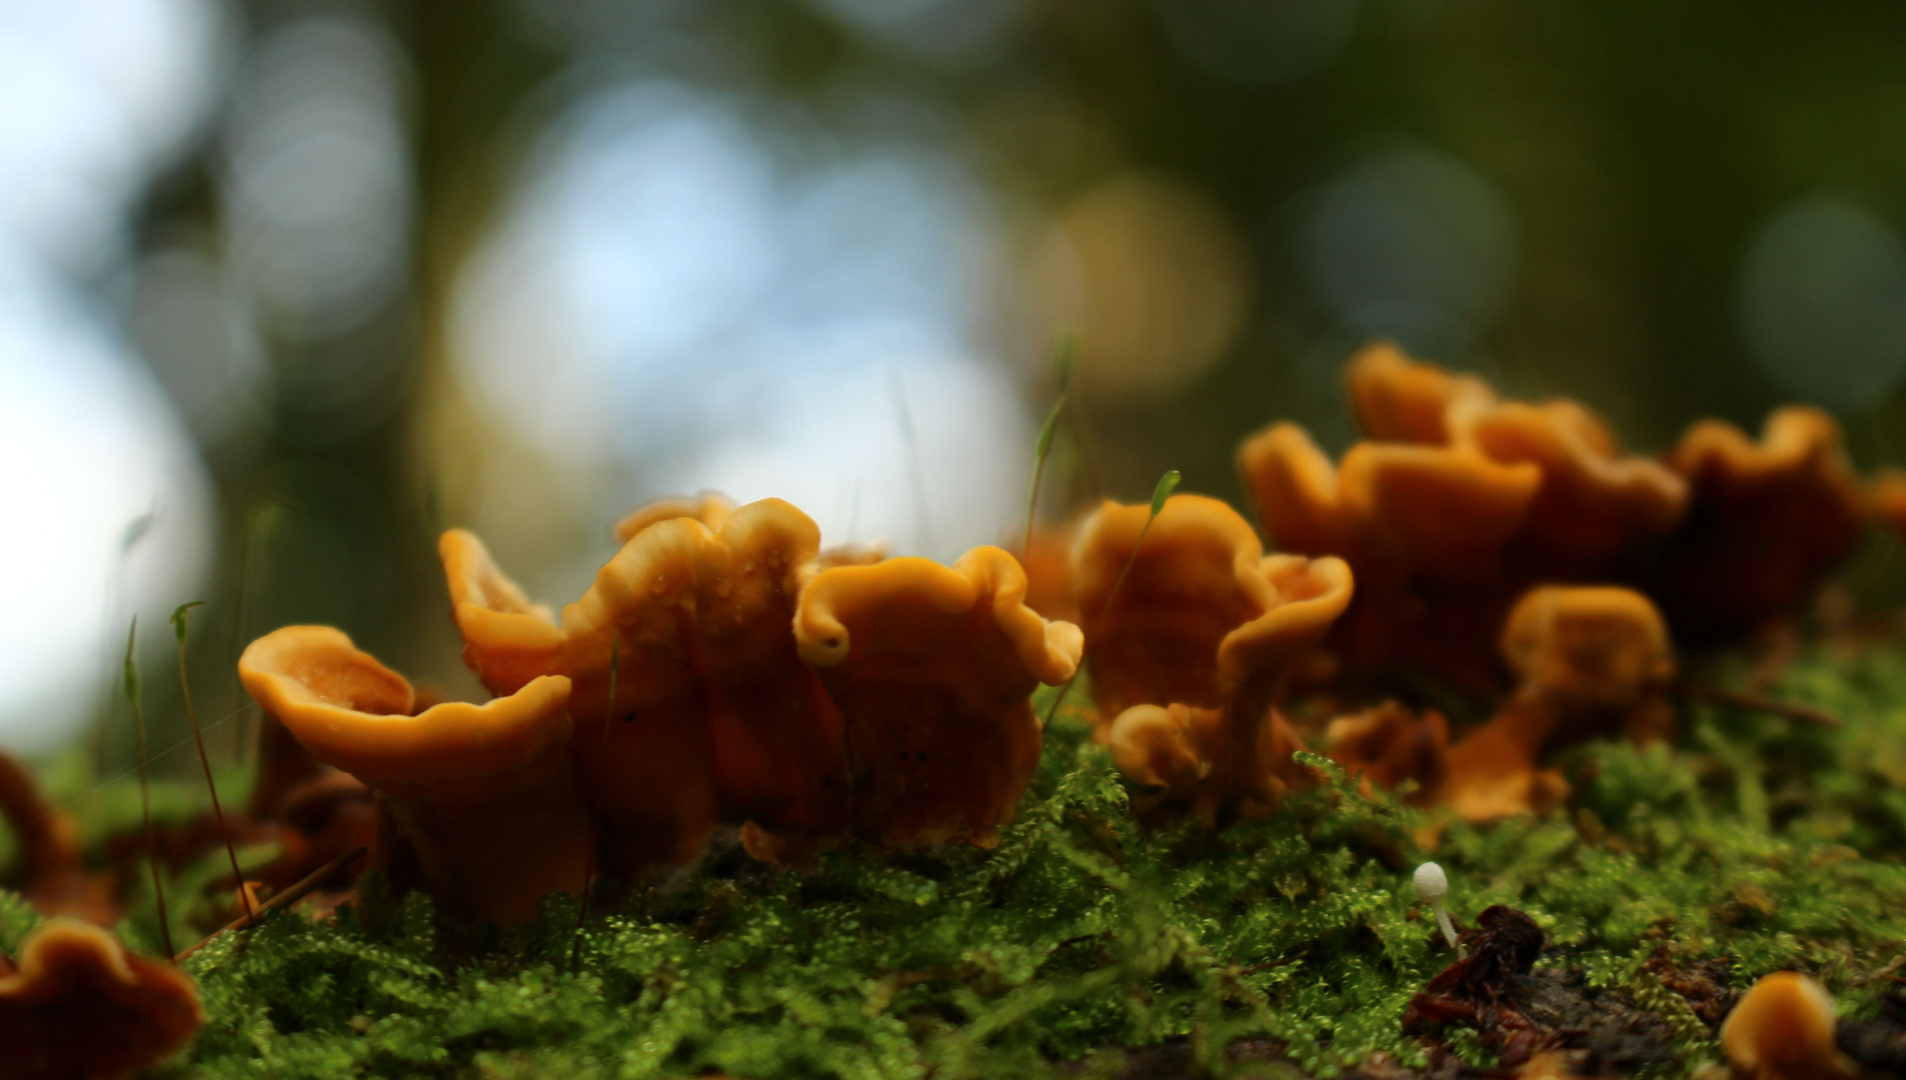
[1413,861,1461,954]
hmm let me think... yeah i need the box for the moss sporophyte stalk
[11,342,1906,1079]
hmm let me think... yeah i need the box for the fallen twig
[172,845,367,963]
[1682,681,1842,728]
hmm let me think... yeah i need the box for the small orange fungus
[1241,343,1701,687]
[1349,342,1687,573]
[612,492,736,544]
[1324,702,1450,803]
[441,500,849,868]
[1873,469,1906,540]
[1436,585,1674,821]
[1720,971,1855,1080]
[239,626,591,924]
[1660,408,1867,641]
[795,546,1082,848]
[0,918,202,1080]
[1077,493,1354,816]
[1073,493,1270,717]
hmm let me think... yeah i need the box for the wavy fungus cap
[1433,702,1572,822]
[1661,407,1868,640]
[439,529,567,697]
[1500,584,1675,726]
[1071,493,1270,716]
[0,918,202,1080]
[1346,341,1496,444]
[1430,585,1674,822]
[795,546,1082,848]
[1107,704,1209,790]
[238,626,574,802]
[1281,344,1686,577]
[1219,553,1356,713]
[1356,344,1686,570]
[1465,399,1687,570]
[1079,493,1353,815]
[557,498,839,861]
[1720,971,1855,1080]
[1237,423,1540,584]
[1874,469,1906,540]
[1324,702,1449,802]
[441,499,859,868]
[612,492,736,544]
[238,626,591,924]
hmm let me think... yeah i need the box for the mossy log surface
[11,639,1906,1079]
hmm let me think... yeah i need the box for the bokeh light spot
[450,81,1027,563]
[1736,194,1906,414]
[1031,173,1252,399]
[0,258,211,753]
[1301,146,1517,360]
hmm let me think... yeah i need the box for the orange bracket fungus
[1347,342,1688,575]
[611,491,736,544]
[1660,408,1868,642]
[1436,584,1675,821]
[794,546,1083,849]
[1873,469,1906,541]
[0,918,202,1080]
[1324,702,1450,804]
[238,626,592,924]
[438,527,569,699]
[1244,342,1877,681]
[1074,493,1354,816]
[1074,493,1272,719]
[1240,343,1701,688]
[443,493,1083,869]
[444,497,852,870]
[1239,423,1540,690]
[1721,971,1855,1080]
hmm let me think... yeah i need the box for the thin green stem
[229,497,289,765]
[173,601,252,921]
[124,617,175,960]
[1022,332,1077,557]
[1042,470,1181,727]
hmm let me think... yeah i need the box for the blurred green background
[5,0,1906,766]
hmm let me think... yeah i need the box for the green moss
[13,641,1906,1078]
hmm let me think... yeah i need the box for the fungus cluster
[239,494,1081,917]
[1238,343,1870,687]
[1322,583,1675,821]
[196,343,1903,917]
[8,331,1901,1078]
